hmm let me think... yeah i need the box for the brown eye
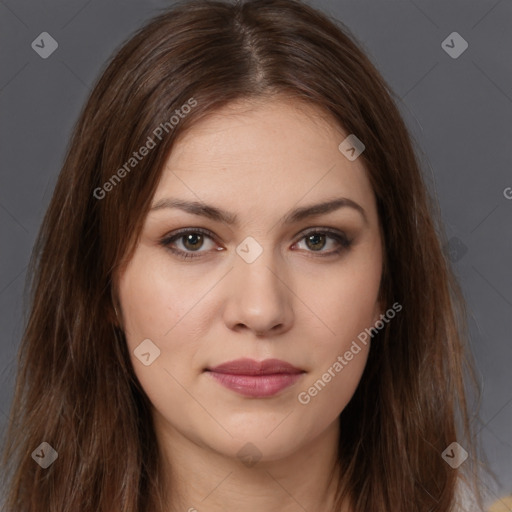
[160,228,218,259]
[305,233,327,251]
[182,233,204,251]
[293,228,352,257]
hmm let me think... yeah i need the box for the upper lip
[207,358,304,375]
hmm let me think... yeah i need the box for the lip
[208,358,303,375]
[205,358,305,398]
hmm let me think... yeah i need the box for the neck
[154,414,351,512]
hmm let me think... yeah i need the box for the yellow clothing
[488,495,512,512]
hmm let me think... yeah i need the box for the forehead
[166,96,346,168]
[153,97,376,222]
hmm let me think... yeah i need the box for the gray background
[0,0,511,508]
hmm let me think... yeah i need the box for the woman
[0,0,489,510]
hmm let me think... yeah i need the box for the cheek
[117,250,210,390]
[295,267,379,417]
[304,244,382,353]
[118,250,204,345]
[117,255,228,447]
[117,260,201,425]
[296,346,369,434]
[294,240,381,412]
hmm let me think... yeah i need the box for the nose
[222,247,293,337]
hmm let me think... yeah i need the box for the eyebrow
[149,197,368,225]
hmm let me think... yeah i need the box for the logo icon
[31,442,58,468]
[237,442,262,468]
[236,236,263,264]
[444,236,468,263]
[442,32,468,59]
[338,134,365,161]
[442,442,468,468]
[31,32,59,59]
[134,338,161,366]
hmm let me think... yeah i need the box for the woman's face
[117,97,383,462]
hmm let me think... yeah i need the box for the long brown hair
[1,0,487,510]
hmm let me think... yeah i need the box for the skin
[116,96,383,512]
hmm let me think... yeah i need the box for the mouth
[204,358,306,398]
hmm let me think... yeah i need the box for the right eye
[160,228,222,259]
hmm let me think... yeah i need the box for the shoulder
[451,476,512,512]
[452,476,485,512]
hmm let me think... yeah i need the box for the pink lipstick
[205,358,305,398]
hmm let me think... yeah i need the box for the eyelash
[159,227,353,260]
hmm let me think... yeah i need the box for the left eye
[294,231,350,254]
[160,228,351,260]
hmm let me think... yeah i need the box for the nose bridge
[223,235,291,334]
[235,236,283,305]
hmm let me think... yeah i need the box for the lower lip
[206,371,304,397]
